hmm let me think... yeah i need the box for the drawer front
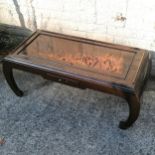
[44,73,86,89]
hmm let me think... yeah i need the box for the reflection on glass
[20,35,134,76]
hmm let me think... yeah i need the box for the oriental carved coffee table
[2,30,151,129]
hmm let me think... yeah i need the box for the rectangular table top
[5,30,149,88]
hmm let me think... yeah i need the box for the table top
[5,30,149,88]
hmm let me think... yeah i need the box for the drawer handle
[58,78,62,82]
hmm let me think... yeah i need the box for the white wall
[0,0,155,51]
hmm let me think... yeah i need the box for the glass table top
[18,34,135,79]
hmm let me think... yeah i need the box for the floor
[1,64,155,155]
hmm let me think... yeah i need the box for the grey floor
[1,64,155,155]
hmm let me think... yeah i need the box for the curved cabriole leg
[119,94,140,129]
[3,62,23,97]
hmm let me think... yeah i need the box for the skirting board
[0,24,32,60]
[0,24,32,37]
[150,52,155,78]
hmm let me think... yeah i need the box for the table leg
[119,94,140,129]
[3,62,23,97]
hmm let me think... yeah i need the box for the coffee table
[2,30,151,129]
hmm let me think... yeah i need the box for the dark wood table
[2,30,151,129]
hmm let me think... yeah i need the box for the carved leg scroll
[3,62,23,97]
[119,94,140,129]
